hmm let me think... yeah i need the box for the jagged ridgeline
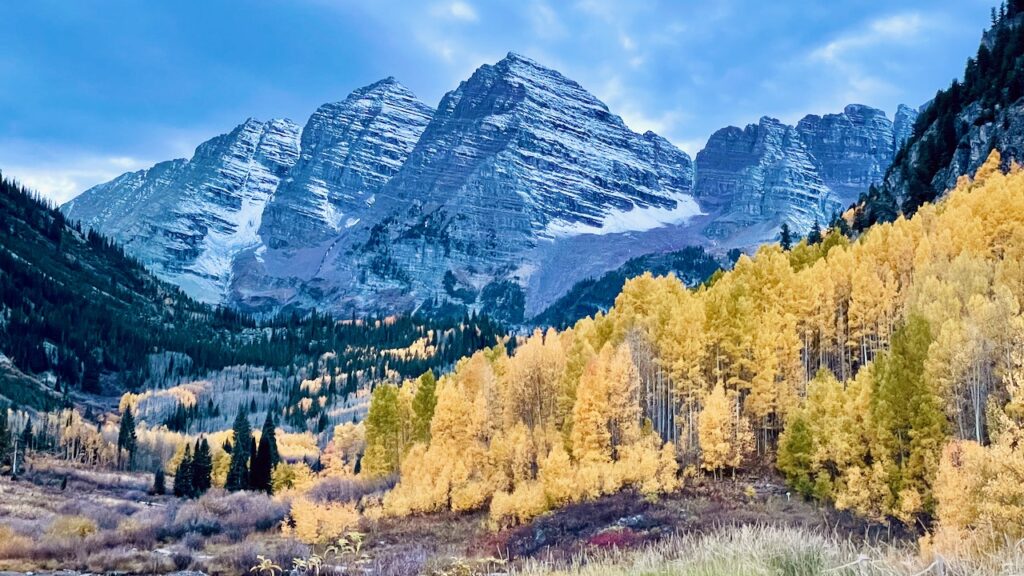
[0,174,505,411]
[373,152,1024,545]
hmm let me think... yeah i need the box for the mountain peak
[347,76,419,102]
[499,51,540,66]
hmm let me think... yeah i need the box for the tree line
[359,152,1024,545]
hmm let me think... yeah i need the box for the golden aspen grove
[364,151,1024,552]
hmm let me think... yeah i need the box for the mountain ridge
[63,53,913,322]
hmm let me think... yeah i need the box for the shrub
[285,497,360,545]
[172,489,287,538]
[47,515,98,539]
[171,549,195,571]
[0,526,32,560]
[489,481,549,530]
[587,528,643,549]
[117,507,174,546]
[307,474,396,504]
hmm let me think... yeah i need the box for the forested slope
[862,0,1024,227]
[0,174,505,411]
[367,152,1024,549]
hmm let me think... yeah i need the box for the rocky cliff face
[325,53,699,321]
[694,117,838,242]
[796,104,902,205]
[63,53,912,322]
[694,104,914,244]
[893,104,921,150]
[258,78,434,250]
[63,118,300,303]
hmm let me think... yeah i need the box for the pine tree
[117,406,137,470]
[173,445,194,498]
[249,437,258,484]
[411,370,437,442]
[807,220,823,245]
[779,223,793,251]
[191,438,213,495]
[362,383,403,477]
[153,468,166,495]
[776,412,814,497]
[251,432,274,494]
[871,314,946,521]
[225,409,252,491]
[260,412,280,467]
[249,413,279,493]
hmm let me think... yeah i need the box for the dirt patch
[358,473,914,569]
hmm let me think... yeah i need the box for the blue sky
[0,0,994,203]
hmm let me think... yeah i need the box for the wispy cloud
[4,155,151,205]
[595,75,685,138]
[803,12,933,111]
[434,1,478,22]
[529,1,565,38]
[811,13,928,64]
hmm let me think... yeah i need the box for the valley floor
[1,458,982,576]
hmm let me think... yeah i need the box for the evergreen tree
[152,468,166,495]
[225,409,252,491]
[260,412,280,467]
[249,436,258,482]
[247,414,279,493]
[779,223,793,251]
[173,445,194,498]
[117,406,137,469]
[191,438,213,495]
[776,413,814,497]
[362,383,403,477]
[807,220,823,245]
[871,315,946,520]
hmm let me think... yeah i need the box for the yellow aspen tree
[538,442,575,507]
[322,422,364,477]
[605,342,642,454]
[660,289,707,456]
[570,346,613,465]
[698,381,750,476]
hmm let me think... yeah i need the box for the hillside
[0,174,253,407]
[878,0,1024,220]
[533,246,722,328]
[376,151,1024,556]
[0,174,505,415]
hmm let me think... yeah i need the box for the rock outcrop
[694,117,839,242]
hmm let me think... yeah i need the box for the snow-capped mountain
[63,53,911,321]
[290,52,700,322]
[258,78,435,250]
[64,118,300,303]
